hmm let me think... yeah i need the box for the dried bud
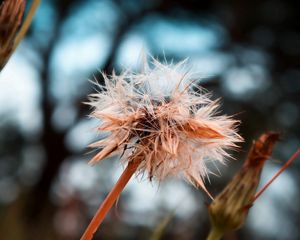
[208,132,279,238]
[0,0,25,69]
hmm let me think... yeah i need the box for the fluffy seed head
[88,59,242,194]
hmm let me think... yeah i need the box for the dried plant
[81,58,242,239]
[0,0,40,71]
[207,133,300,240]
[0,0,25,69]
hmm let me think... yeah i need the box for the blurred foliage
[0,0,300,239]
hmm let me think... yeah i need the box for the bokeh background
[1,0,300,239]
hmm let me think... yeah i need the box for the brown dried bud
[0,0,25,69]
[208,132,280,237]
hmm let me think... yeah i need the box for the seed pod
[208,132,279,238]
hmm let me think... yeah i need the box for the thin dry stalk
[80,160,140,240]
[253,147,300,201]
[13,0,40,51]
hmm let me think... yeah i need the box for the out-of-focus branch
[26,0,78,221]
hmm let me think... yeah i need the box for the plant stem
[206,227,224,240]
[253,148,300,201]
[13,0,40,51]
[150,209,175,240]
[80,160,140,240]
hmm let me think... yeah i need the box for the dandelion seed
[81,58,242,240]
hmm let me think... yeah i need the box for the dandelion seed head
[87,58,242,194]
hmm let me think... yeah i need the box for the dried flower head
[0,0,25,69]
[88,59,242,193]
[207,132,280,239]
[82,58,243,240]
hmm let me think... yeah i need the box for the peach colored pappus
[87,58,243,194]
